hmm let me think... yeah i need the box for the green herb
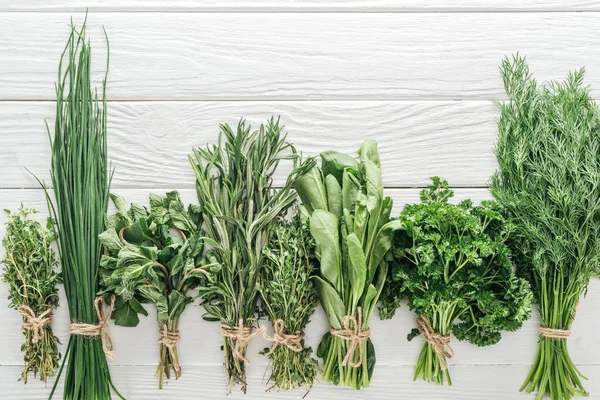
[259,215,319,392]
[380,177,532,385]
[491,55,600,400]
[38,17,124,400]
[98,191,212,388]
[293,140,402,389]
[190,118,315,393]
[1,207,61,384]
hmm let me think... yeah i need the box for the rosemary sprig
[1,207,61,384]
[39,17,124,400]
[190,117,315,394]
[259,215,319,392]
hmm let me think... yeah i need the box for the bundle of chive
[38,18,124,399]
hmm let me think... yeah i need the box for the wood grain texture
[2,365,600,399]
[0,100,499,189]
[2,12,600,101]
[3,0,600,12]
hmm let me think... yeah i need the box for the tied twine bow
[69,295,116,359]
[220,319,266,363]
[416,315,454,371]
[329,307,370,368]
[539,300,580,339]
[17,305,53,343]
[159,325,181,372]
[264,319,304,355]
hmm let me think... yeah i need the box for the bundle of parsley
[491,55,600,400]
[98,192,213,388]
[2,207,61,384]
[294,140,402,389]
[380,178,532,385]
[190,118,314,393]
[259,215,319,391]
[41,18,123,399]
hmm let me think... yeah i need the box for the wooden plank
[3,364,600,399]
[0,100,499,189]
[2,13,600,101]
[2,187,600,369]
[3,1,600,12]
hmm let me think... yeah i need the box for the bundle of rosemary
[259,215,319,392]
[189,118,315,393]
[491,55,600,400]
[40,18,123,399]
[2,207,61,384]
[98,191,214,388]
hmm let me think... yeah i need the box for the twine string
[18,305,53,344]
[263,319,304,355]
[220,319,265,363]
[539,300,580,339]
[69,295,116,359]
[329,307,370,368]
[416,315,454,371]
[159,325,182,372]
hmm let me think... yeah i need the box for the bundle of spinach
[293,140,402,389]
[380,177,532,385]
[98,191,211,388]
[491,55,600,400]
[2,207,61,384]
[259,215,319,391]
[189,118,315,393]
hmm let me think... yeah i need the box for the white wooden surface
[0,2,599,399]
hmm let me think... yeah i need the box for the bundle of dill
[259,215,319,392]
[40,18,123,399]
[189,118,314,393]
[491,55,600,400]
[2,207,61,384]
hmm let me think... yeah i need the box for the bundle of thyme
[491,55,600,400]
[2,207,61,384]
[98,192,212,388]
[190,118,315,393]
[259,215,319,392]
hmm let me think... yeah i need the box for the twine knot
[69,295,115,359]
[329,307,370,368]
[220,319,265,363]
[416,315,454,371]
[18,305,53,344]
[539,327,570,339]
[159,325,181,372]
[264,319,304,355]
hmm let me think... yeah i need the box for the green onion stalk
[491,55,600,400]
[39,17,124,400]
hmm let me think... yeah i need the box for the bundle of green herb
[98,191,212,388]
[293,140,402,389]
[379,178,532,385]
[491,55,600,400]
[1,207,61,384]
[39,18,123,399]
[189,117,315,393]
[259,215,319,392]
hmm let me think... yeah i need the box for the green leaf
[342,169,360,215]
[358,139,380,168]
[123,220,144,244]
[167,290,190,320]
[321,150,358,184]
[325,174,343,219]
[112,298,144,327]
[294,165,328,213]
[366,339,376,380]
[99,229,123,254]
[369,220,403,282]
[347,233,367,308]
[110,193,128,215]
[313,276,344,329]
[362,160,383,214]
[140,246,158,262]
[310,209,341,288]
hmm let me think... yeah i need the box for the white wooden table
[0,1,599,399]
